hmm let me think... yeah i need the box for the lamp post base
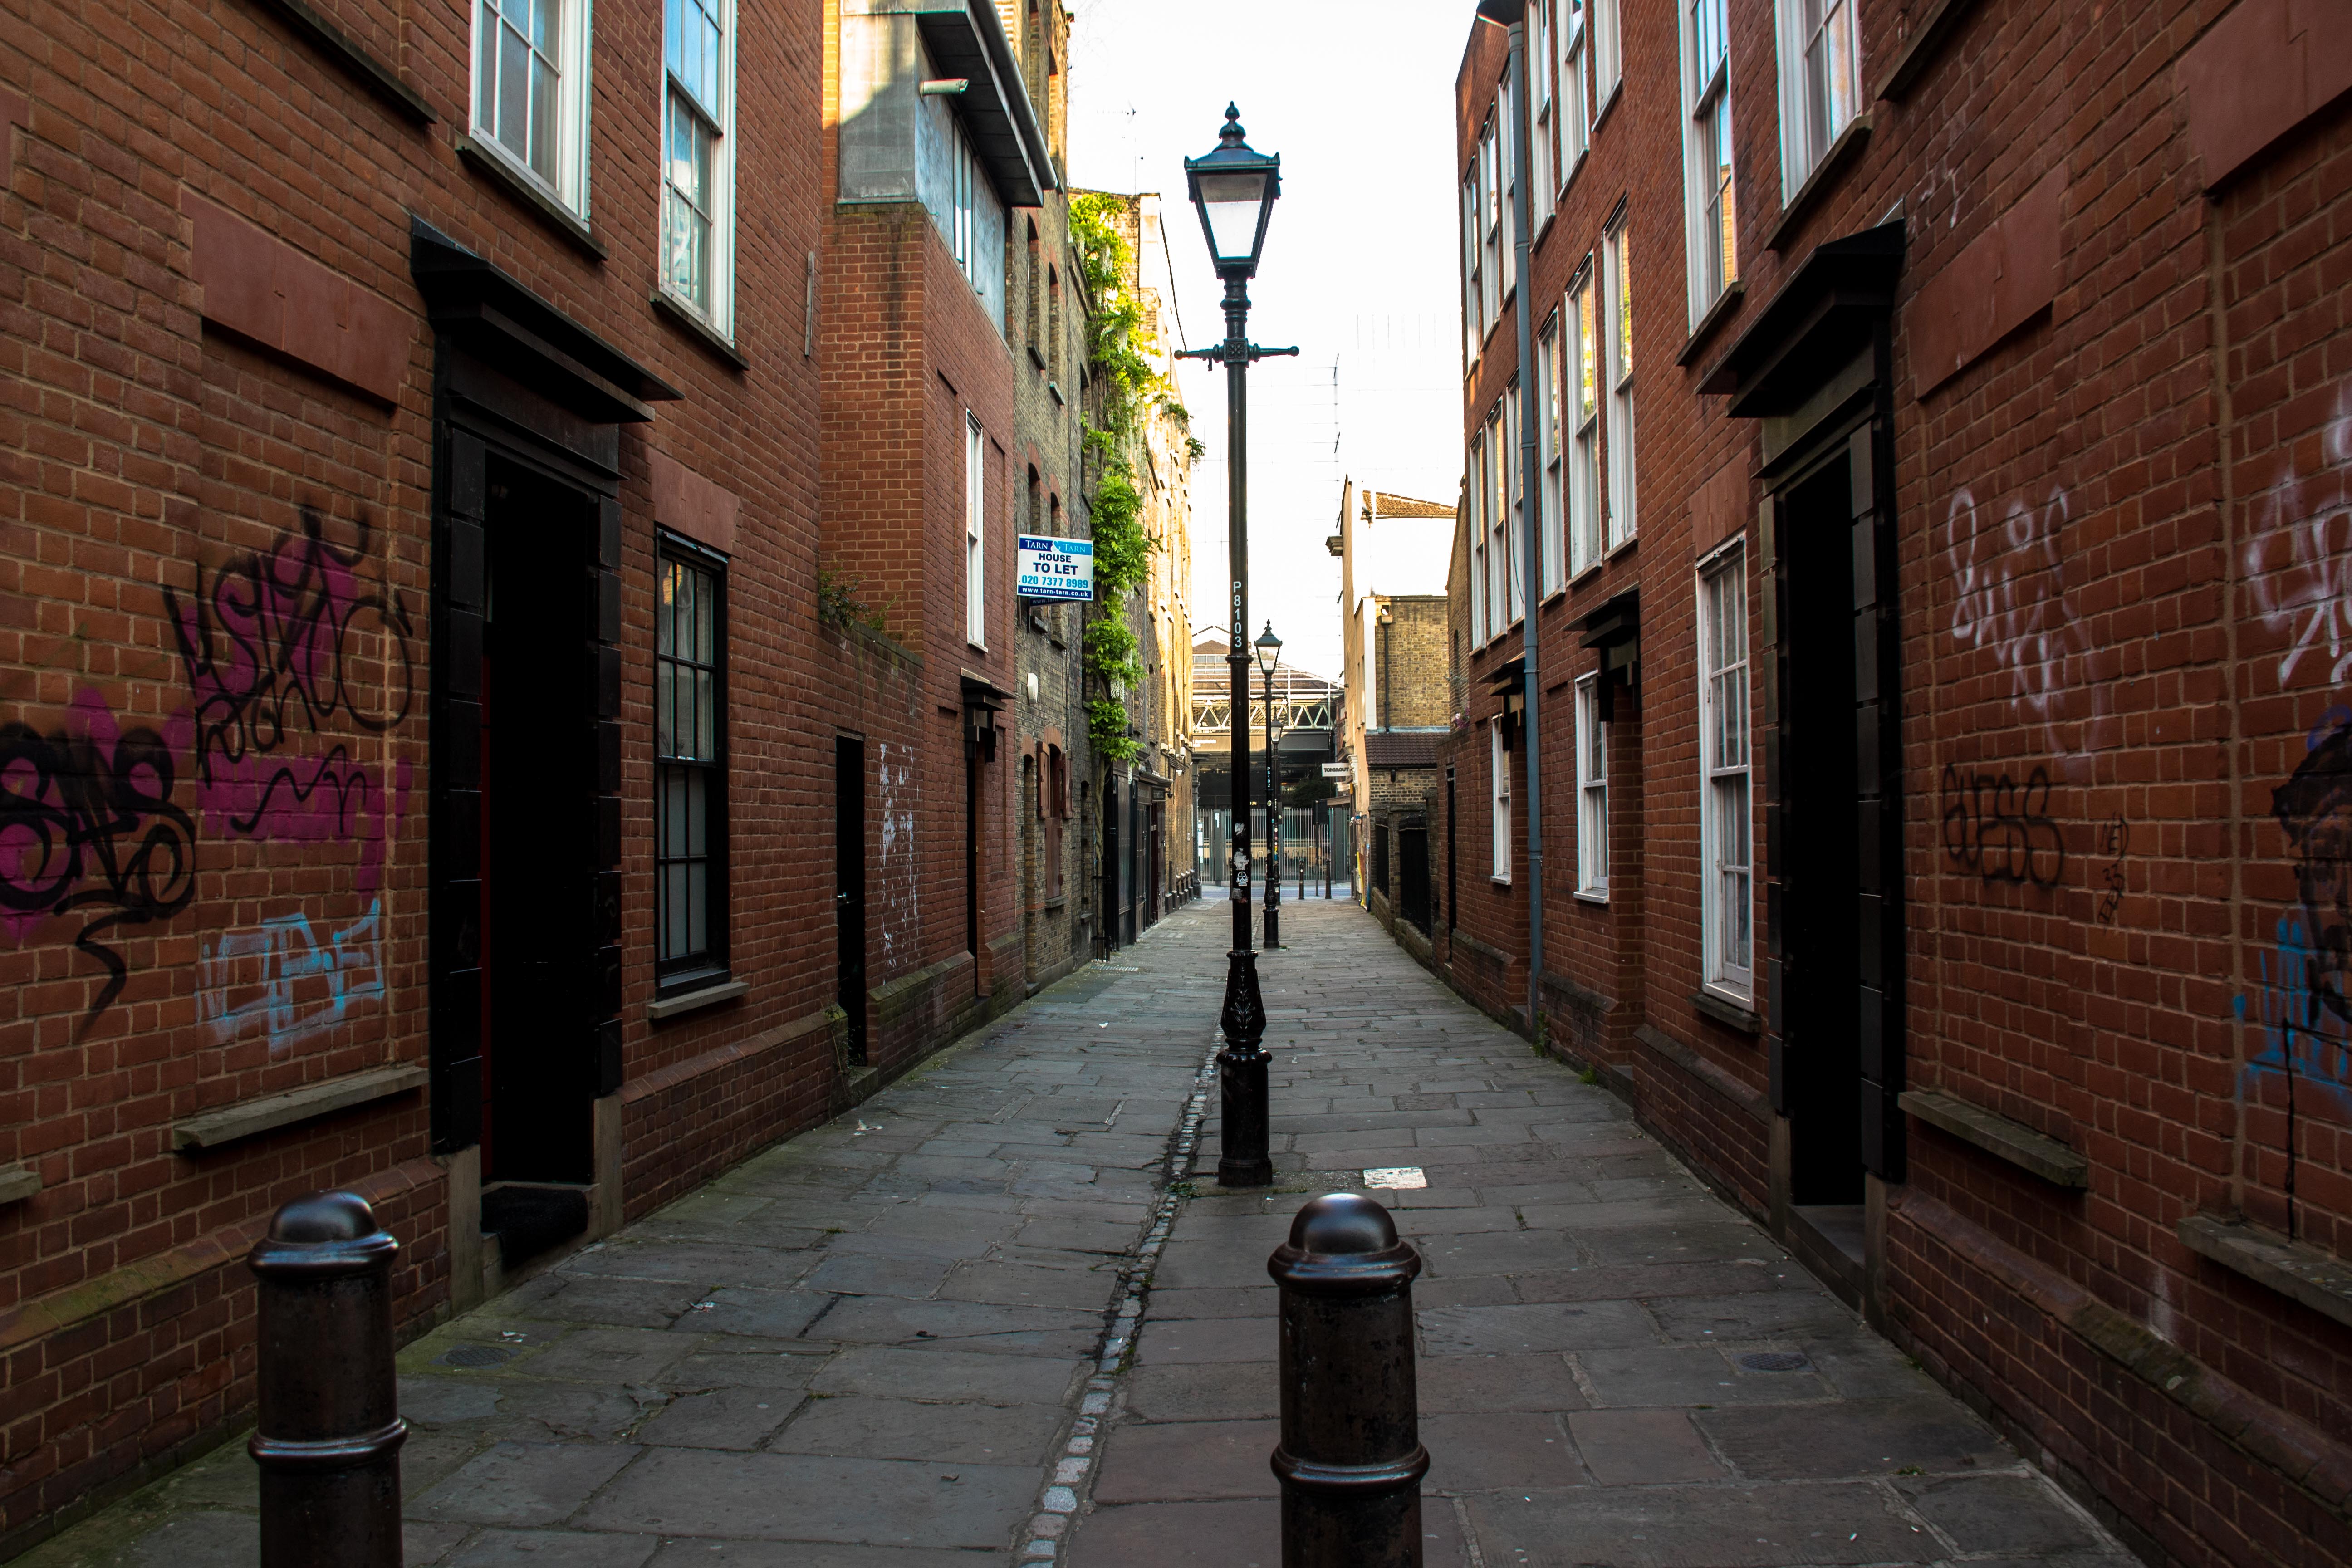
[1216,948,1273,1188]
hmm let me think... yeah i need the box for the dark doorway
[1102,774,1124,950]
[835,735,868,1063]
[1445,770,1457,927]
[1145,801,1162,929]
[1399,825,1430,933]
[480,458,598,1185]
[1775,451,1864,1206]
[965,751,980,963]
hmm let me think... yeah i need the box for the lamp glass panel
[1196,171,1270,263]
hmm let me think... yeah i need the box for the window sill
[1590,80,1623,137]
[651,291,747,370]
[1606,533,1638,562]
[1898,1088,2089,1189]
[1044,896,1067,911]
[456,135,606,261]
[1691,986,1761,1036]
[0,1164,39,1206]
[1573,888,1609,905]
[1875,0,1982,103]
[1490,875,1514,887]
[173,1065,428,1152]
[1029,344,1047,370]
[1568,560,1606,590]
[1764,114,1873,255]
[2177,1213,2352,1333]
[1675,280,1746,368]
[647,977,750,1021]
[247,0,435,125]
[1558,147,1588,204]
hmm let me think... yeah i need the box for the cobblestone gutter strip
[1015,1037,1221,1564]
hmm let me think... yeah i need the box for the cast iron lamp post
[1179,104,1294,1189]
[1256,622,1284,948]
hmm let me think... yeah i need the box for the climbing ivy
[1068,192,1175,766]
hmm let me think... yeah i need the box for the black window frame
[654,530,730,993]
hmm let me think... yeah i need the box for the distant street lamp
[1179,105,1296,1190]
[1255,622,1284,949]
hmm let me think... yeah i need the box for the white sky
[1067,0,1470,682]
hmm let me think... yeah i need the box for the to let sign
[1017,536,1095,601]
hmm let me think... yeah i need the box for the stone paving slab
[14,900,2137,1567]
[13,910,1228,1568]
[1058,902,2133,1568]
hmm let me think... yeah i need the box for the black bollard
[248,1191,407,1568]
[1267,1192,1426,1568]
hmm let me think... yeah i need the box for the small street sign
[1320,762,1352,779]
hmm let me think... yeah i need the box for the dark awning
[1698,222,1904,418]
[872,0,1056,207]
[410,218,681,422]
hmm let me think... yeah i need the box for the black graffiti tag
[1941,762,2067,889]
[0,711,197,1021]
[165,505,415,788]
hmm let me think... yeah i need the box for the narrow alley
[23,900,2128,1567]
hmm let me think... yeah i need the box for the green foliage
[1082,615,1143,691]
[1068,194,1173,448]
[816,566,884,633]
[1091,468,1150,601]
[1088,697,1139,762]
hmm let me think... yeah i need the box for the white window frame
[1575,673,1608,897]
[1559,0,1591,174]
[1680,0,1735,323]
[1699,547,1753,997]
[1775,0,1861,197]
[1486,401,1513,637]
[1490,716,1513,883]
[1505,382,1526,625]
[661,0,735,334]
[1497,74,1519,306]
[1480,114,1504,332]
[1531,0,1556,228]
[1602,217,1635,550]
[1537,316,1563,595]
[1568,264,1602,578]
[1469,431,1490,641]
[1461,170,1483,368]
[965,413,987,648]
[1592,0,1622,108]
[471,0,593,216]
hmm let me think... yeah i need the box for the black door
[1399,826,1430,932]
[1774,451,1866,1206]
[836,735,867,1063]
[480,460,600,1184]
[1101,774,1122,951]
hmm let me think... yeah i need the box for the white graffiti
[196,897,384,1052]
[1944,482,2082,755]
[2245,384,2352,689]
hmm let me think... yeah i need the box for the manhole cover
[1736,1351,1810,1373]
[436,1343,513,1368]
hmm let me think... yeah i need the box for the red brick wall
[0,0,1059,1548]
[1437,2,2352,1563]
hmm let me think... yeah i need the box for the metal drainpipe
[1503,5,1545,1041]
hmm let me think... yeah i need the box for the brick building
[0,0,1195,1551]
[1333,478,1456,937]
[1427,3,2352,1565]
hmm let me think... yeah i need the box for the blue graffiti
[2249,914,2352,1122]
[196,897,384,1052]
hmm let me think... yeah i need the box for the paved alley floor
[15,898,2134,1568]
[1061,902,2133,1568]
